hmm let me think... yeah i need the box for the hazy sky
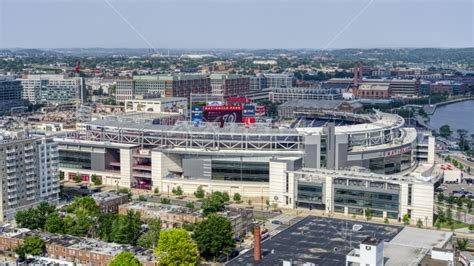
[1,0,473,49]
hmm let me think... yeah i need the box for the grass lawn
[439,220,470,229]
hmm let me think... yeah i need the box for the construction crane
[74,60,81,74]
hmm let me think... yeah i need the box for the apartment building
[91,191,129,213]
[0,228,156,266]
[19,75,86,104]
[210,74,250,96]
[0,76,23,113]
[119,202,253,238]
[116,74,211,103]
[0,131,60,221]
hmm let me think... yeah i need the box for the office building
[389,79,419,98]
[0,76,23,112]
[19,75,86,104]
[116,74,211,103]
[264,73,293,88]
[0,131,60,221]
[210,74,250,96]
[249,74,267,91]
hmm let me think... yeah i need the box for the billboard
[243,105,256,117]
[226,97,251,104]
[256,105,266,116]
[204,106,242,127]
[191,106,204,123]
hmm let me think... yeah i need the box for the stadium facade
[56,110,436,226]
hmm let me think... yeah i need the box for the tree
[155,229,199,265]
[44,213,64,234]
[437,206,446,223]
[457,238,469,251]
[222,192,230,202]
[137,218,161,249]
[457,198,464,209]
[73,175,82,183]
[16,235,45,260]
[193,214,234,261]
[15,202,56,230]
[194,186,205,199]
[201,192,225,216]
[402,214,410,225]
[468,201,473,212]
[384,217,389,224]
[364,208,373,221]
[91,174,102,186]
[65,213,94,237]
[439,124,452,138]
[233,193,241,202]
[154,188,160,194]
[416,219,423,228]
[446,208,453,225]
[437,193,444,204]
[435,218,441,230]
[97,213,118,242]
[138,195,147,202]
[71,196,99,216]
[172,186,183,196]
[111,210,142,245]
[185,202,195,210]
[109,251,141,266]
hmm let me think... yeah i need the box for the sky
[0,0,473,49]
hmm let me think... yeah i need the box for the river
[428,100,474,134]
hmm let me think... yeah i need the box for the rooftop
[120,201,201,217]
[0,228,155,263]
[91,191,128,204]
[227,216,402,266]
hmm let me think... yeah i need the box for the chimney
[253,223,261,262]
[353,64,359,86]
[358,62,363,82]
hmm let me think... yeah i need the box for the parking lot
[227,216,402,265]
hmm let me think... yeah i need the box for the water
[428,100,474,135]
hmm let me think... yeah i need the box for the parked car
[271,220,282,225]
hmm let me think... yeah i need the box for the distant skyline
[1,0,473,49]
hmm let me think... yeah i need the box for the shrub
[233,193,241,202]
[160,198,171,204]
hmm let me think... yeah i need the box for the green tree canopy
[15,202,56,230]
[439,124,452,138]
[194,186,205,199]
[97,213,118,242]
[16,235,45,259]
[192,214,234,261]
[44,213,64,234]
[155,229,199,265]
[137,218,161,249]
[233,193,241,202]
[111,210,141,245]
[71,196,99,216]
[109,251,141,266]
[201,192,225,216]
